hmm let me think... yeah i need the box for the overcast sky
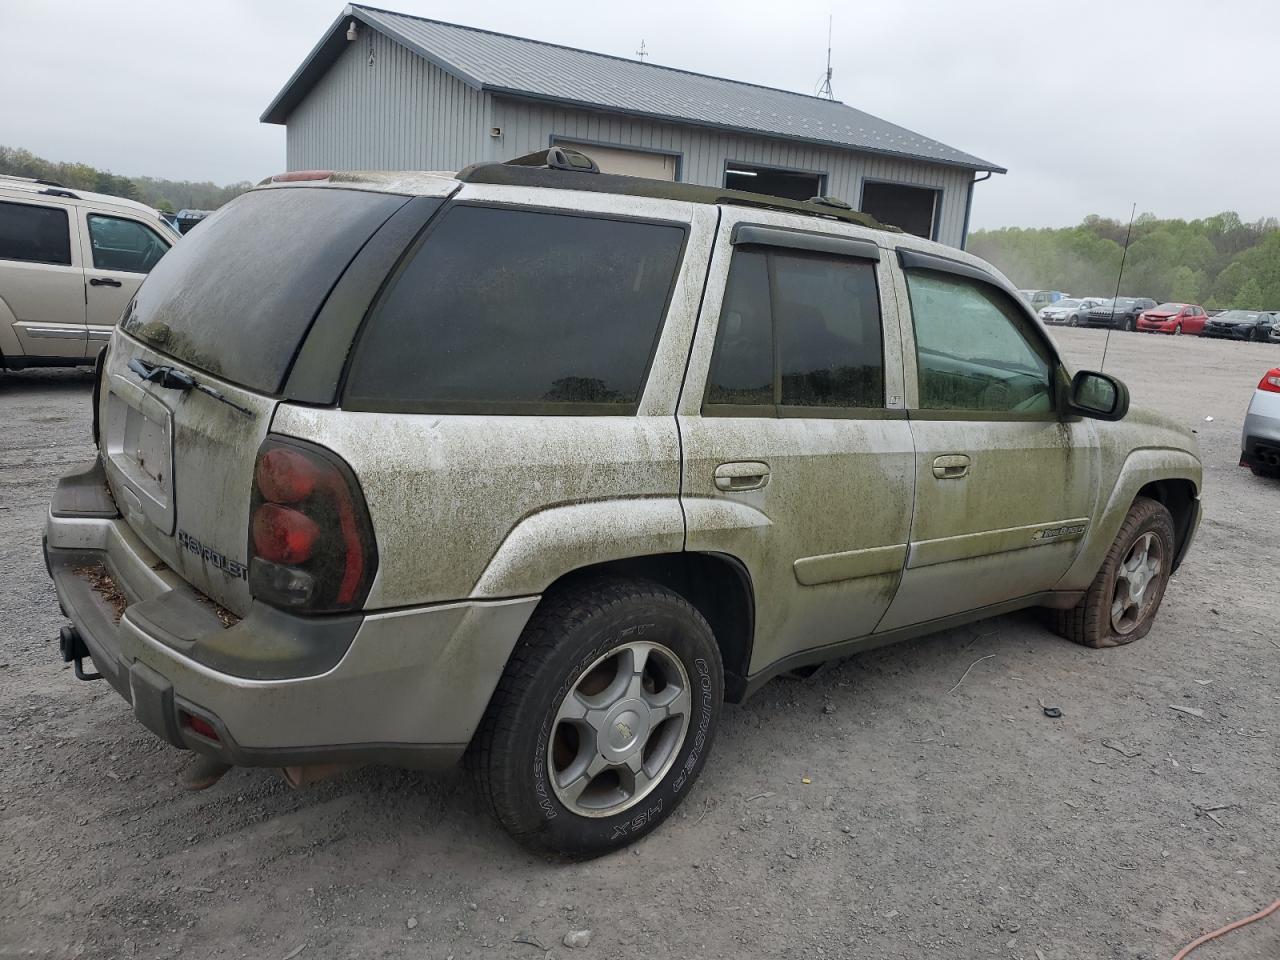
[4,0,1277,229]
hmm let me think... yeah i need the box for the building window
[860,181,941,240]
[724,163,825,202]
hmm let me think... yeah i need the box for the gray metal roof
[262,4,1005,173]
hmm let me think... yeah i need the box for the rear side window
[87,214,170,274]
[0,200,71,265]
[705,248,884,412]
[344,205,685,413]
[123,187,403,393]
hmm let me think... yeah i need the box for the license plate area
[103,374,175,535]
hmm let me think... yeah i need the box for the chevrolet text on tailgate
[44,149,1203,857]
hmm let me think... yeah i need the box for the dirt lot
[1,328,1276,960]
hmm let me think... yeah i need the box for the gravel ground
[1,328,1277,960]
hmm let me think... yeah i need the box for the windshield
[1051,299,1081,309]
[1154,302,1185,312]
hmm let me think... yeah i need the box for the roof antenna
[636,39,648,63]
[816,16,835,99]
[1100,202,1137,373]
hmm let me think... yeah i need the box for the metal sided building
[261,4,1005,248]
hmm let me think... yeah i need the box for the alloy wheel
[547,641,691,818]
[1110,532,1163,635]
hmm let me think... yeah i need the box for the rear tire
[469,577,723,858]
[1051,497,1176,648]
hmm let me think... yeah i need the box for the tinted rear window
[706,248,884,411]
[122,187,403,393]
[344,205,685,413]
[0,200,71,265]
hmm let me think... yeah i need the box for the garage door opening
[553,141,678,181]
[859,181,940,239]
[724,163,823,202]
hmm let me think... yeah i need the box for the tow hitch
[58,626,102,681]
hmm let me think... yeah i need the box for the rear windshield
[344,205,686,414]
[122,187,402,393]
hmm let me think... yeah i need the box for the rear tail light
[1259,369,1280,394]
[248,437,377,613]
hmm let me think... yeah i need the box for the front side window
[0,200,71,265]
[705,247,884,412]
[86,214,170,273]
[345,205,685,412]
[906,270,1054,414]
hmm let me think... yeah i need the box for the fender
[1056,446,1202,592]
[470,497,686,599]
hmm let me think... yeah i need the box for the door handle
[90,277,122,287]
[714,461,770,492]
[932,454,971,479]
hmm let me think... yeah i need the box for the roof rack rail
[39,187,80,200]
[456,151,896,233]
[501,147,600,174]
[0,173,68,188]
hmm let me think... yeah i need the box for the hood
[1143,311,1177,319]
[1210,315,1258,326]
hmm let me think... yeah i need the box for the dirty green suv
[44,150,1202,858]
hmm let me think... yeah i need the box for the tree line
[969,211,1280,310]
[0,146,251,214]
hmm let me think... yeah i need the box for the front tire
[469,577,723,857]
[1051,497,1176,648]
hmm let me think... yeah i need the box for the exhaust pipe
[280,764,358,788]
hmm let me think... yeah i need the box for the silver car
[43,150,1203,857]
[1040,297,1106,326]
[1242,367,1280,477]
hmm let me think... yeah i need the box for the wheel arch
[534,552,757,703]
[1135,477,1198,571]
[1059,448,1201,590]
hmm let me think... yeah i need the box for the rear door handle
[90,277,122,287]
[932,454,971,479]
[714,461,770,492]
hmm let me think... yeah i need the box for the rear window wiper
[126,358,253,418]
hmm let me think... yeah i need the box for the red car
[1136,302,1208,335]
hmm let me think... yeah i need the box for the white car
[0,174,178,372]
[1242,367,1280,478]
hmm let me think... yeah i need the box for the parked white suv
[45,150,1202,857]
[0,174,177,371]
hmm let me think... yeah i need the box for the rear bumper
[1242,392,1280,471]
[45,459,538,768]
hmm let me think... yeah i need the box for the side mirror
[1067,370,1129,421]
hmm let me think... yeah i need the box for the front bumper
[1136,319,1176,333]
[45,459,538,768]
[1202,324,1256,340]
